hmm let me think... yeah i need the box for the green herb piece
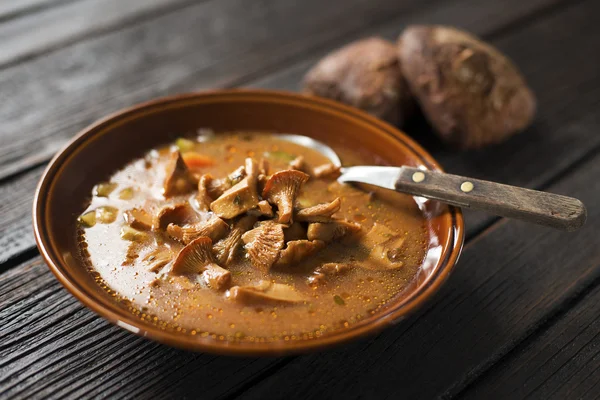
[333,295,345,306]
[233,195,242,206]
[118,187,135,200]
[264,151,296,162]
[95,206,119,224]
[78,211,97,228]
[120,226,148,241]
[93,182,117,197]
[175,138,196,153]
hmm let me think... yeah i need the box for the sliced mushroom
[257,174,268,195]
[228,280,307,304]
[274,240,325,267]
[205,166,247,199]
[296,197,341,222]
[289,155,305,171]
[202,264,232,290]
[359,223,406,270]
[307,219,361,242]
[163,151,198,197]
[195,174,215,212]
[153,203,200,231]
[262,170,310,224]
[256,200,274,217]
[143,246,175,272]
[307,262,353,286]
[258,158,270,176]
[213,215,257,266]
[123,208,153,231]
[242,221,285,272]
[210,158,260,219]
[312,163,341,179]
[171,236,231,289]
[166,215,229,244]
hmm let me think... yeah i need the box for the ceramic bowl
[33,90,464,355]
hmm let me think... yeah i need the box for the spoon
[278,134,587,232]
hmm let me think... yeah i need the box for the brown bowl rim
[33,89,464,356]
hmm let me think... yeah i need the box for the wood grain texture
[0,259,286,400]
[392,166,586,231]
[233,142,600,400]
[0,0,75,21]
[460,282,600,400]
[0,0,569,180]
[0,167,43,264]
[0,0,197,68]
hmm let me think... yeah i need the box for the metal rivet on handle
[412,172,425,183]
[461,181,474,192]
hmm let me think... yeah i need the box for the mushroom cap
[171,236,216,275]
[242,221,285,272]
[262,170,310,224]
[228,280,307,304]
[296,197,341,222]
[167,215,229,244]
[307,219,361,242]
[398,25,536,149]
[163,151,198,197]
[153,203,200,231]
[123,208,153,231]
[196,174,216,212]
[213,215,257,266]
[275,240,325,267]
[303,37,413,125]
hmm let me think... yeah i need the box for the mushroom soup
[78,132,428,341]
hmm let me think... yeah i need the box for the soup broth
[79,132,428,341]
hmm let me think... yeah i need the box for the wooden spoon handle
[396,167,586,231]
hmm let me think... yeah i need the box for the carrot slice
[182,152,215,168]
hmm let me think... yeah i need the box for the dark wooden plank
[0,0,566,180]
[231,136,600,400]
[250,0,600,237]
[0,258,286,400]
[0,167,43,264]
[0,0,197,69]
[0,0,597,398]
[0,0,576,264]
[0,0,74,22]
[460,281,600,400]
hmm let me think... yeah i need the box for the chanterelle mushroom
[171,236,231,289]
[359,223,406,270]
[274,240,325,267]
[307,219,361,242]
[242,221,285,272]
[228,280,307,304]
[296,197,341,222]
[307,262,353,286]
[213,215,257,266]
[312,163,341,179]
[210,158,259,219]
[153,203,200,231]
[163,151,197,197]
[123,208,153,231]
[262,170,310,224]
[195,174,215,212]
[167,215,229,244]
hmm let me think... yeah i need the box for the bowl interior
[35,90,463,355]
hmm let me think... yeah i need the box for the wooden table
[1,0,599,398]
